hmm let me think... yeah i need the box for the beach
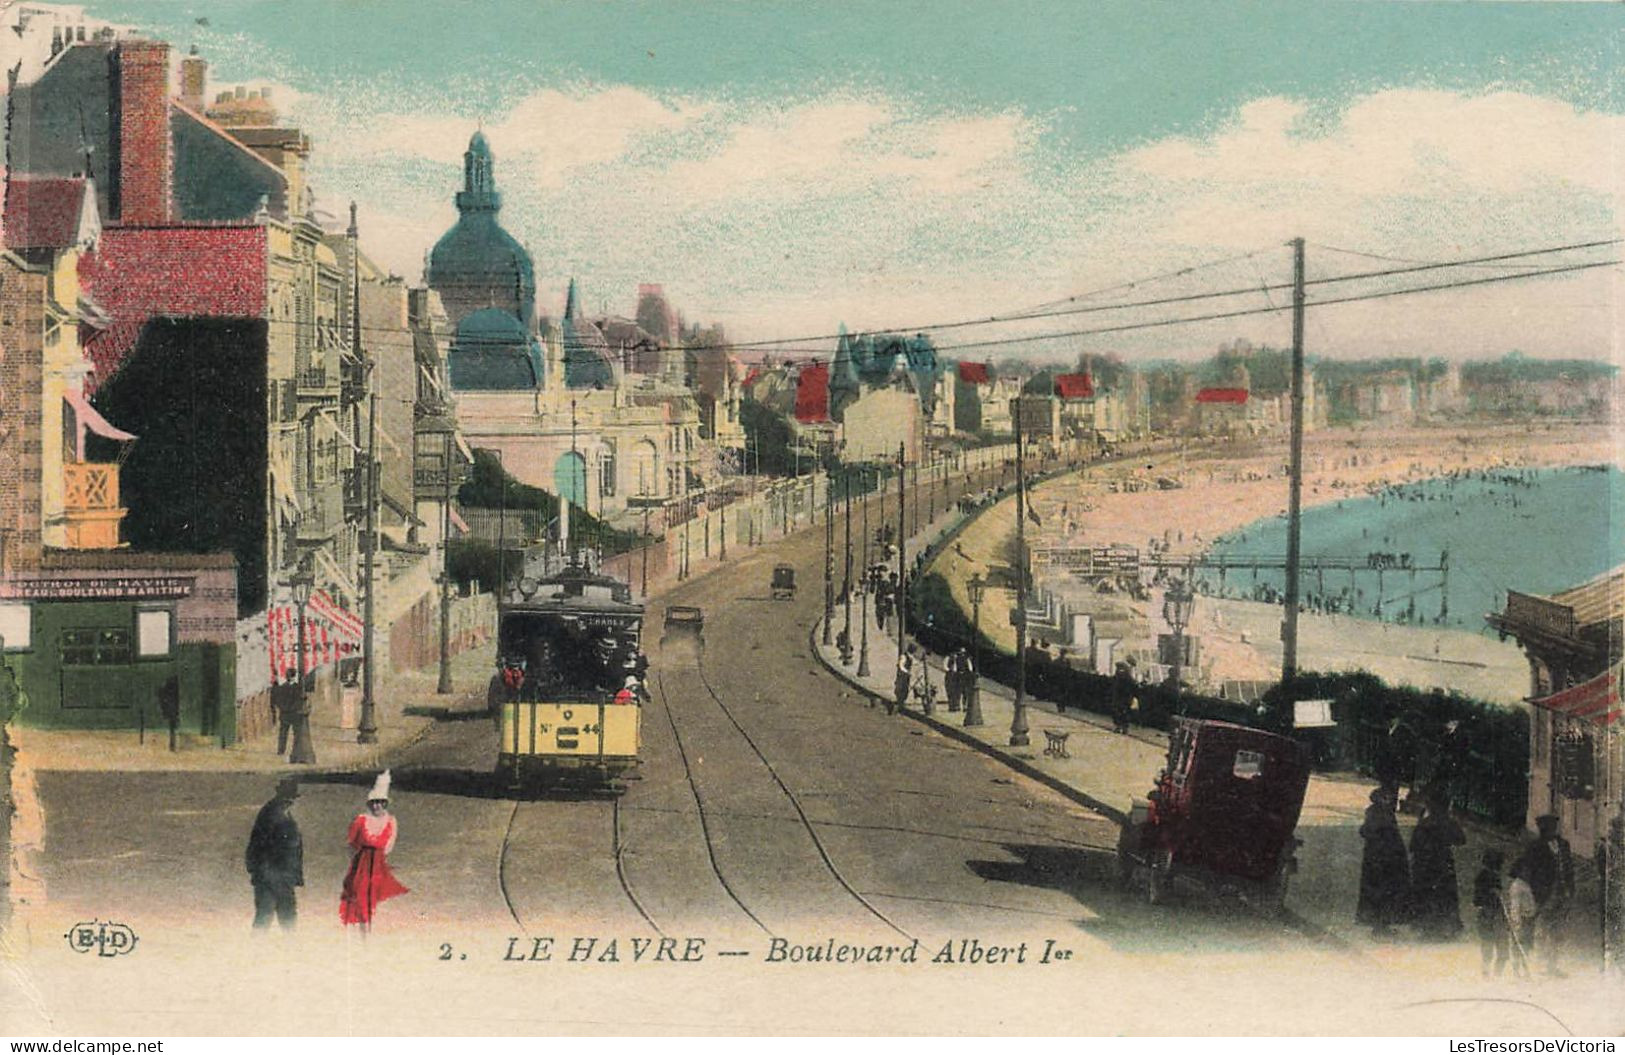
[936,421,1616,703]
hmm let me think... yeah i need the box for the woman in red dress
[339,770,408,931]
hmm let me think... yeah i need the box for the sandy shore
[939,422,1613,703]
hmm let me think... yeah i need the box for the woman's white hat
[624,675,639,688]
[367,769,391,802]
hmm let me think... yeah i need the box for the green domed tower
[427,131,537,332]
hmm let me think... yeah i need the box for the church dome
[426,131,537,330]
[447,307,544,391]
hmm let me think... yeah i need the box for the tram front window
[500,614,639,701]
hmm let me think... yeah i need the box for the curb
[809,619,1127,825]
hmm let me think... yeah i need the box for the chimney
[112,40,172,225]
[180,45,206,109]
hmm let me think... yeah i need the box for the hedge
[908,538,1530,828]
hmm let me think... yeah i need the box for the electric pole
[437,430,453,694]
[1010,412,1030,748]
[842,467,853,662]
[355,203,379,744]
[896,441,907,652]
[1282,237,1306,684]
[822,470,833,645]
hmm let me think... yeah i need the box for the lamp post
[965,573,986,727]
[1163,579,1195,714]
[289,558,317,765]
[858,466,871,677]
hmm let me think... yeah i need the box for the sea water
[1196,465,1623,632]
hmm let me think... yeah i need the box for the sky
[79,0,1625,364]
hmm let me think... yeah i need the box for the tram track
[688,664,917,943]
[652,671,776,937]
[612,795,667,938]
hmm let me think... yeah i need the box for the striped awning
[266,589,363,683]
[1531,665,1623,726]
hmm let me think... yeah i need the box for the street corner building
[0,552,238,739]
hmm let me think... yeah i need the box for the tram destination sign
[0,576,195,600]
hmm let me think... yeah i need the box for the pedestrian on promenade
[1409,792,1466,940]
[890,652,913,716]
[340,770,409,934]
[271,674,298,757]
[1472,849,1508,977]
[1111,661,1136,734]
[1520,814,1575,976]
[945,648,970,712]
[1357,783,1411,938]
[246,777,303,931]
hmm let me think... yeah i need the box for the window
[136,609,173,658]
[599,447,616,498]
[1233,749,1264,780]
[62,628,131,666]
[0,603,31,650]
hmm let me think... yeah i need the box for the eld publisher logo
[64,920,138,958]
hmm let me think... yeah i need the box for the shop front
[1528,664,1624,857]
[0,552,238,742]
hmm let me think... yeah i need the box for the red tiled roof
[4,177,90,250]
[794,362,830,423]
[1054,372,1094,400]
[80,224,268,387]
[958,361,991,384]
[1195,387,1249,404]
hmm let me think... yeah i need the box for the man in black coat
[1522,813,1575,976]
[246,777,304,930]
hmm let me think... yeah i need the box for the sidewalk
[813,498,1616,980]
[10,643,492,774]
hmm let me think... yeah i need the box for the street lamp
[965,573,986,727]
[1163,579,1196,714]
[288,558,317,765]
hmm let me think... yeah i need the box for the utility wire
[131,237,1619,353]
[737,256,1620,357]
[684,237,1622,353]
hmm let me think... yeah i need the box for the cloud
[293,82,1621,361]
[294,84,711,187]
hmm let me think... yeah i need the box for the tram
[488,565,645,788]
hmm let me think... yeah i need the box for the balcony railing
[61,461,127,549]
[298,366,332,391]
[295,484,344,540]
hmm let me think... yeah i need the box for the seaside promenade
[811,470,1614,991]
